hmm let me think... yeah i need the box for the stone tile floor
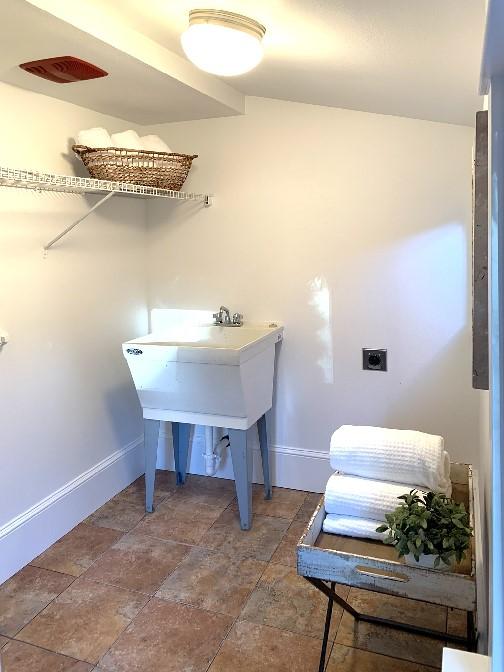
[0,472,466,671]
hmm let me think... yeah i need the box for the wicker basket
[72,145,197,191]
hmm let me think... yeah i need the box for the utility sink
[124,324,283,365]
[123,322,283,429]
[123,314,283,530]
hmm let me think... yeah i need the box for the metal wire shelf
[0,166,210,202]
[0,165,211,252]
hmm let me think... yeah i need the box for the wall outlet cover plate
[363,348,387,371]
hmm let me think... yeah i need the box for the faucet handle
[232,313,243,325]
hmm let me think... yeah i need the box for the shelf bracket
[43,190,117,253]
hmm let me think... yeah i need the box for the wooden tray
[297,463,476,612]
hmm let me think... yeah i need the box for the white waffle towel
[111,130,143,150]
[329,425,451,494]
[140,134,171,153]
[324,473,432,520]
[76,127,112,148]
[322,514,387,540]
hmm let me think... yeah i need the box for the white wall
[0,88,486,586]
[147,96,483,472]
[0,82,148,582]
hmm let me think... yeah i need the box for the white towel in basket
[140,134,171,153]
[76,127,112,148]
[322,514,387,541]
[324,473,431,520]
[329,425,451,494]
[111,130,143,150]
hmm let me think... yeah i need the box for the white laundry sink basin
[123,322,283,429]
[124,324,283,365]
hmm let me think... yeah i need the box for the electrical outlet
[363,348,387,371]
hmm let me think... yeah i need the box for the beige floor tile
[116,470,177,505]
[0,566,74,637]
[336,604,444,668]
[208,620,322,672]
[239,563,348,640]
[31,524,123,577]
[86,499,146,533]
[327,644,439,671]
[16,578,148,665]
[295,492,323,522]
[156,546,266,616]
[167,474,236,508]
[99,597,233,672]
[3,473,455,672]
[133,498,225,545]
[346,588,447,631]
[230,485,307,520]
[336,587,446,668]
[113,487,164,509]
[270,519,307,567]
[83,533,190,594]
[200,508,289,561]
[1,639,93,671]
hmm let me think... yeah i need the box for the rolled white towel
[111,130,143,150]
[140,134,171,153]
[324,473,434,520]
[330,425,451,494]
[76,127,112,148]
[322,514,387,541]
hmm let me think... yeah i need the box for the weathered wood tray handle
[355,565,410,583]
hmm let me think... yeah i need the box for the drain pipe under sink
[204,426,223,476]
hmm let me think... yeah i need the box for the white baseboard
[1,429,331,585]
[156,428,331,493]
[0,436,144,585]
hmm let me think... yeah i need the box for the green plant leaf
[379,489,472,566]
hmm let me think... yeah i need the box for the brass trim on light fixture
[187,9,266,40]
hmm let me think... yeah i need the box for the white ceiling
[1,0,486,126]
[0,0,245,124]
[86,0,486,126]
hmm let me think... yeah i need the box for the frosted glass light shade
[181,9,265,77]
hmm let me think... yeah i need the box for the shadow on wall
[383,329,479,463]
[61,138,87,177]
[104,380,143,448]
[274,218,473,455]
[390,221,468,339]
[147,197,204,235]
[381,219,476,454]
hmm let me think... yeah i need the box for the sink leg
[144,419,160,513]
[229,428,252,530]
[172,422,191,485]
[257,411,272,500]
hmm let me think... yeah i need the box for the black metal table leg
[467,610,477,651]
[306,577,476,654]
[318,581,335,672]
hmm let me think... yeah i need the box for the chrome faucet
[213,306,243,326]
[214,305,231,325]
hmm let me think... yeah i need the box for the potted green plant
[376,490,472,570]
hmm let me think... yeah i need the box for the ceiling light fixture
[181,9,266,77]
